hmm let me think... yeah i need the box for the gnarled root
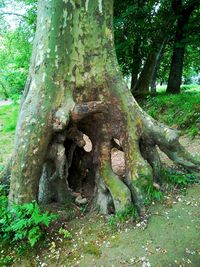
[95,124,132,213]
[142,114,200,174]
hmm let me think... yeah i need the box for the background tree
[167,0,200,93]
[0,0,37,98]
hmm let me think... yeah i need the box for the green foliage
[0,255,12,267]
[0,185,58,248]
[58,228,72,240]
[140,178,163,205]
[162,169,198,187]
[139,89,200,137]
[0,28,32,98]
[107,205,138,228]
[0,0,36,99]
[0,103,19,133]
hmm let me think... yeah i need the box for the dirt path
[0,100,13,106]
[78,185,200,267]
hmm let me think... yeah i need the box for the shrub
[0,185,58,247]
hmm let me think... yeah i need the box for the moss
[82,242,102,257]
[100,162,131,212]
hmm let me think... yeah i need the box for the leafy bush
[0,185,58,247]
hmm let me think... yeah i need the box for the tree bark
[8,0,200,216]
[130,37,142,93]
[166,1,200,93]
[150,40,166,94]
[133,35,167,96]
[166,14,189,93]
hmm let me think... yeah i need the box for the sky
[1,1,27,29]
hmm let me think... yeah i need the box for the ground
[78,185,200,267]
[0,89,200,267]
[10,184,200,267]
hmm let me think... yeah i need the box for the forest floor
[0,92,200,267]
[11,136,199,267]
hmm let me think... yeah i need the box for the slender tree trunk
[8,0,200,216]
[130,37,142,93]
[166,15,189,93]
[166,1,199,93]
[150,41,166,93]
[134,37,167,95]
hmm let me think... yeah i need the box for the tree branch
[0,12,28,20]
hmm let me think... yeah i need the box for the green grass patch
[107,205,138,229]
[0,103,19,133]
[0,103,19,167]
[139,89,200,137]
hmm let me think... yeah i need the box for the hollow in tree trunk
[8,0,200,216]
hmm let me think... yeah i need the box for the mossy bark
[8,0,200,215]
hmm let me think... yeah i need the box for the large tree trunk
[8,0,200,215]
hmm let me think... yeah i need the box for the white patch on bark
[33,148,38,155]
[30,118,37,124]
[69,0,75,9]
[63,9,68,28]
[29,80,36,92]
[36,49,45,67]
[42,73,46,82]
[55,59,59,69]
[98,0,103,13]
[85,0,89,11]
[47,18,51,26]
[55,45,58,52]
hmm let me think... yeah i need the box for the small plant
[107,205,138,228]
[163,169,197,187]
[0,255,12,267]
[58,227,72,239]
[141,180,163,205]
[0,185,58,248]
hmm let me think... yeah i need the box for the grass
[139,88,200,137]
[0,103,19,169]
